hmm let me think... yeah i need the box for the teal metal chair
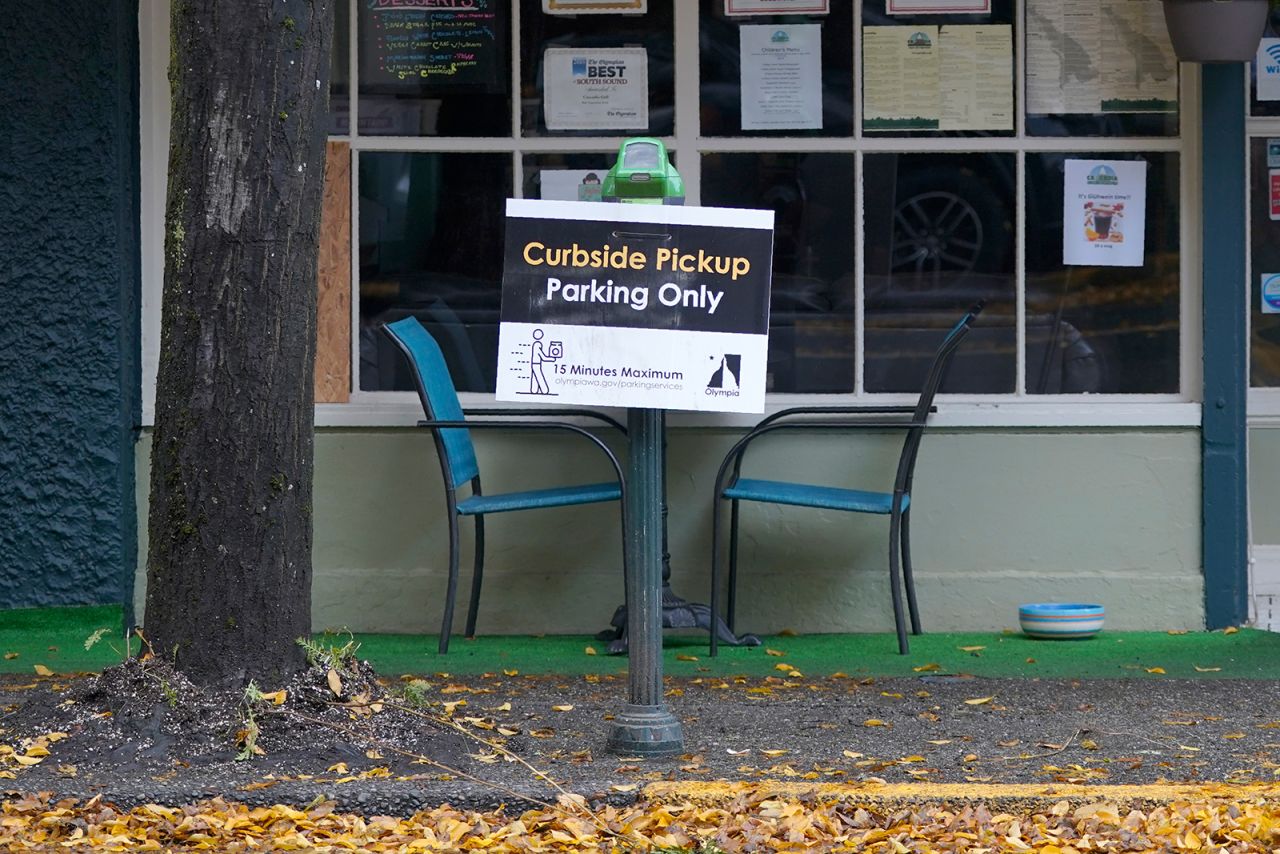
[382,317,628,653]
[709,303,985,656]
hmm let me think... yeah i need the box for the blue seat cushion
[723,478,909,515]
[456,482,621,515]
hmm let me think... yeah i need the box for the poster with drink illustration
[1062,159,1147,267]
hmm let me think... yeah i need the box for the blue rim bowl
[1018,602,1105,639]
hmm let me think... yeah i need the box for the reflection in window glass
[358,153,511,392]
[355,0,511,137]
[702,153,856,393]
[329,0,350,135]
[1024,152,1179,394]
[863,153,1015,393]
[521,0,673,137]
[700,0,853,138]
[523,152,617,201]
[1250,139,1280,386]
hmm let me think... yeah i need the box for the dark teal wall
[0,3,140,607]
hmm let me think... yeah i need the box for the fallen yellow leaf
[502,669,518,676]
[1224,732,1246,739]
[765,648,786,657]
[326,668,343,696]
[760,749,788,757]
[552,704,574,712]
[675,654,698,661]
[774,663,793,672]
[1145,667,1166,674]
[33,665,52,677]
[1193,665,1221,673]
[584,646,597,656]
[610,783,637,792]
[3,653,16,660]
[958,646,986,652]
[912,663,941,673]
[964,696,994,705]
[842,750,864,759]
[863,719,888,727]
[1224,626,1240,635]
[260,690,287,706]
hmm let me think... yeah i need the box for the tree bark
[144,0,333,686]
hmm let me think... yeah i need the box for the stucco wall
[135,427,1204,634]
[0,4,140,607]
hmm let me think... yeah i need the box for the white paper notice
[543,0,646,13]
[863,25,1011,131]
[1063,159,1147,267]
[1026,0,1176,115]
[543,48,649,131]
[726,0,829,13]
[740,24,823,130]
[1258,39,1280,101]
[539,169,608,202]
[887,0,990,13]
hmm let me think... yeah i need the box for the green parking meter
[601,137,684,205]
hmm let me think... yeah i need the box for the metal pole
[608,407,683,756]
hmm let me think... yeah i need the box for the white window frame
[139,0,1203,429]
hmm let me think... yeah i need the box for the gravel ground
[4,667,1280,815]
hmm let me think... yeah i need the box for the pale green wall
[1251,428,1280,544]
[135,427,1204,634]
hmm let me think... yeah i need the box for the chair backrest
[896,302,985,495]
[381,317,480,490]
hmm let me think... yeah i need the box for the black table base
[599,584,761,655]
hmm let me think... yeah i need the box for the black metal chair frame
[709,303,984,656]
[386,332,629,654]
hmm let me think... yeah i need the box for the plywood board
[316,140,351,403]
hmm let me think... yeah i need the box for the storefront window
[324,0,1188,408]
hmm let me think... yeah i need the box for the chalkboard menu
[360,0,505,92]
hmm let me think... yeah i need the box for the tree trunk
[144,0,333,686]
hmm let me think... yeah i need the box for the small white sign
[539,169,608,202]
[1259,38,1280,101]
[740,24,823,130]
[725,0,829,14]
[1062,159,1147,268]
[1263,274,1280,314]
[887,0,991,14]
[543,48,649,131]
[1269,139,1280,169]
[543,0,647,12]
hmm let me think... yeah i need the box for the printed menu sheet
[1026,0,1176,115]
[863,25,1012,131]
[886,0,990,13]
[740,24,823,130]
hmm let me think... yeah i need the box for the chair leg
[727,499,741,633]
[440,512,462,654]
[888,509,909,655]
[710,495,722,657]
[902,508,922,636]
[464,515,485,639]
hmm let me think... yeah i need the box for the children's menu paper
[740,24,823,130]
[1026,0,1176,115]
[863,25,1011,131]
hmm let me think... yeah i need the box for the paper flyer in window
[1025,0,1176,115]
[862,25,1011,131]
[725,0,829,15]
[739,24,823,130]
[1062,159,1147,267]
[539,169,608,202]
[1262,274,1280,314]
[1257,39,1280,101]
[542,48,649,131]
[542,0,646,14]
[886,0,990,14]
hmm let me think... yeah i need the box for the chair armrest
[462,408,626,435]
[416,419,627,490]
[755,404,934,431]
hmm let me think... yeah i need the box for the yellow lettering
[523,241,546,266]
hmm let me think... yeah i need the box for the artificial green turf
[5,605,1280,680]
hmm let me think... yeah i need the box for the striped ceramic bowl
[1018,603,1105,639]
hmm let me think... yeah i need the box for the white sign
[1258,39,1280,101]
[539,169,608,202]
[887,0,991,13]
[1263,274,1280,314]
[543,48,649,131]
[543,0,646,12]
[498,200,775,413]
[726,0,829,14]
[1062,159,1147,267]
[740,24,823,130]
